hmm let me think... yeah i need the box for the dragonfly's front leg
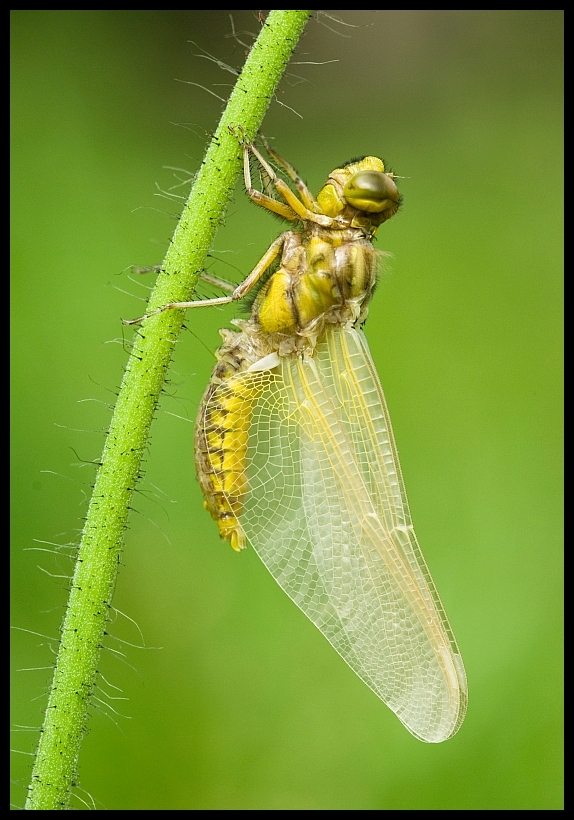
[232,127,342,229]
[240,141,300,222]
[259,135,322,214]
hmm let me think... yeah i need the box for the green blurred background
[11,11,562,810]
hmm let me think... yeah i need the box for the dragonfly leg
[123,234,288,325]
[259,135,321,213]
[225,232,288,299]
[198,271,236,293]
[240,140,299,221]
[130,264,236,293]
[242,139,341,229]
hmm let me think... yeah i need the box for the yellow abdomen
[195,373,255,552]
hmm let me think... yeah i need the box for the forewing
[213,325,467,742]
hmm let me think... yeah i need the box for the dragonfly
[130,135,467,742]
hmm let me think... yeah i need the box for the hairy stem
[25,10,312,810]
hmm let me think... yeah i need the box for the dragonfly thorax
[245,228,380,355]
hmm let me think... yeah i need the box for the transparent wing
[210,325,467,742]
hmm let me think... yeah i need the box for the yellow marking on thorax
[256,271,297,335]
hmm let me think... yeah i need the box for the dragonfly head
[317,156,401,226]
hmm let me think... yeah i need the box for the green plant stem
[25,10,312,810]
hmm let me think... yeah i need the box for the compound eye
[343,170,399,213]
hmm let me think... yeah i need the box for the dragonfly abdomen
[194,332,267,552]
